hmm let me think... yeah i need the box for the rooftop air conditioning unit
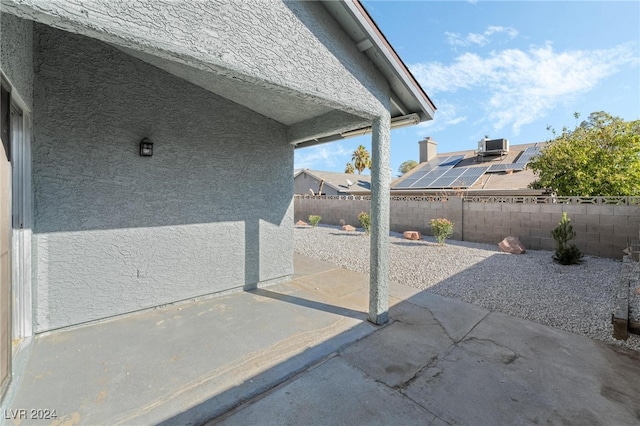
[478,138,509,156]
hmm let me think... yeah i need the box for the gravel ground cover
[295,224,640,352]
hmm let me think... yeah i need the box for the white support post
[368,112,391,325]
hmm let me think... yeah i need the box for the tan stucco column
[368,112,391,325]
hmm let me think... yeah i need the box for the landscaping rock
[341,225,356,232]
[403,231,422,241]
[295,220,308,226]
[498,236,526,254]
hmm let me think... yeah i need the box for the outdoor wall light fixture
[139,138,153,157]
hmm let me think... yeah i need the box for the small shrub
[551,212,583,265]
[430,218,454,245]
[308,215,321,227]
[358,212,371,235]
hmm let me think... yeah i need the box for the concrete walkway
[3,254,640,425]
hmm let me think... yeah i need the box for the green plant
[398,160,418,175]
[308,215,321,227]
[358,212,371,235]
[551,212,583,265]
[528,111,640,196]
[430,218,454,245]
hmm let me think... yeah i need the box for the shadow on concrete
[157,321,377,426]
[158,255,640,425]
[7,255,640,426]
[251,288,364,320]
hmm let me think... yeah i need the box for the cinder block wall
[464,202,640,258]
[390,197,463,240]
[294,196,640,259]
[294,196,463,240]
[294,196,370,227]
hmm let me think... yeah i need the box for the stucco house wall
[3,0,390,123]
[0,1,437,408]
[0,13,33,110]
[0,0,419,333]
[31,25,293,331]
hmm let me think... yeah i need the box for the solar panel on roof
[489,164,525,172]
[423,166,490,188]
[421,157,443,172]
[513,146,541,167]
[487,164,515,173]
[430,174,463,188]
[457,166,490,187]
[394,178,420,189]
[394,157,442,188]
[411,169,443,187]
[393,159,437,188]
[415,177,439,187]
[440,168,465,177]
[394,155,470,189]
[439,155,465,167]
[484,146,541,173]
[396,146,540,189]
[431,168,463,188]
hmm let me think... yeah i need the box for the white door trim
[11,100,32,340]
[1,71,33,342]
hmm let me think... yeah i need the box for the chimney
[419,137,437,163]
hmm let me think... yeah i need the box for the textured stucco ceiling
[117,45,334,126]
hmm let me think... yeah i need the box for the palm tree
[352,145,371,174]
[344,162,355,174]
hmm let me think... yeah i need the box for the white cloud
[415,102,467,135]
[294,143,352,170]
[486,26,518,39]
[410,42,638,134]
[446,26,518,47]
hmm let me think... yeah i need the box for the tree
[351,145,371,174]
[528,112,640,196]
[551,213,583,265]
[398,160,418,175]
[344,162,355,174]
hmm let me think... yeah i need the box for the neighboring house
[294,169,371,195]
[0,0,435,399]
[392,137,550,196]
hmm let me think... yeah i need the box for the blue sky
[294,1,640,176]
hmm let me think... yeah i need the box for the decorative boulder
[341,225,356,232]
[403,231,422,240]
[295,220,308,226]
[498,236,526,254]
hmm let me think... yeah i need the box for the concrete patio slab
[215,356,436,426]
[3,254,640,426]
[292,253,338,279]
[404,312,640,425]
[3,259,376,425]
[401,290,490,342]
[341,302,453,388]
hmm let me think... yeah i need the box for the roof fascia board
[288,110,370,145]
[340,0,436,119]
